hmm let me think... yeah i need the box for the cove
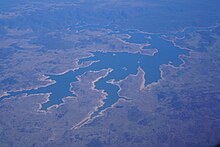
[0,33,189,120]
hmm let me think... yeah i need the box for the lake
[0,31,189,119]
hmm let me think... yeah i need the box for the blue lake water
[123,32,149,44]
[0,32,189,119]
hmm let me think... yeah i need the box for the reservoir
[0,32,189,119]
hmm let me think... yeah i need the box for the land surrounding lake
[0,1,220,147]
